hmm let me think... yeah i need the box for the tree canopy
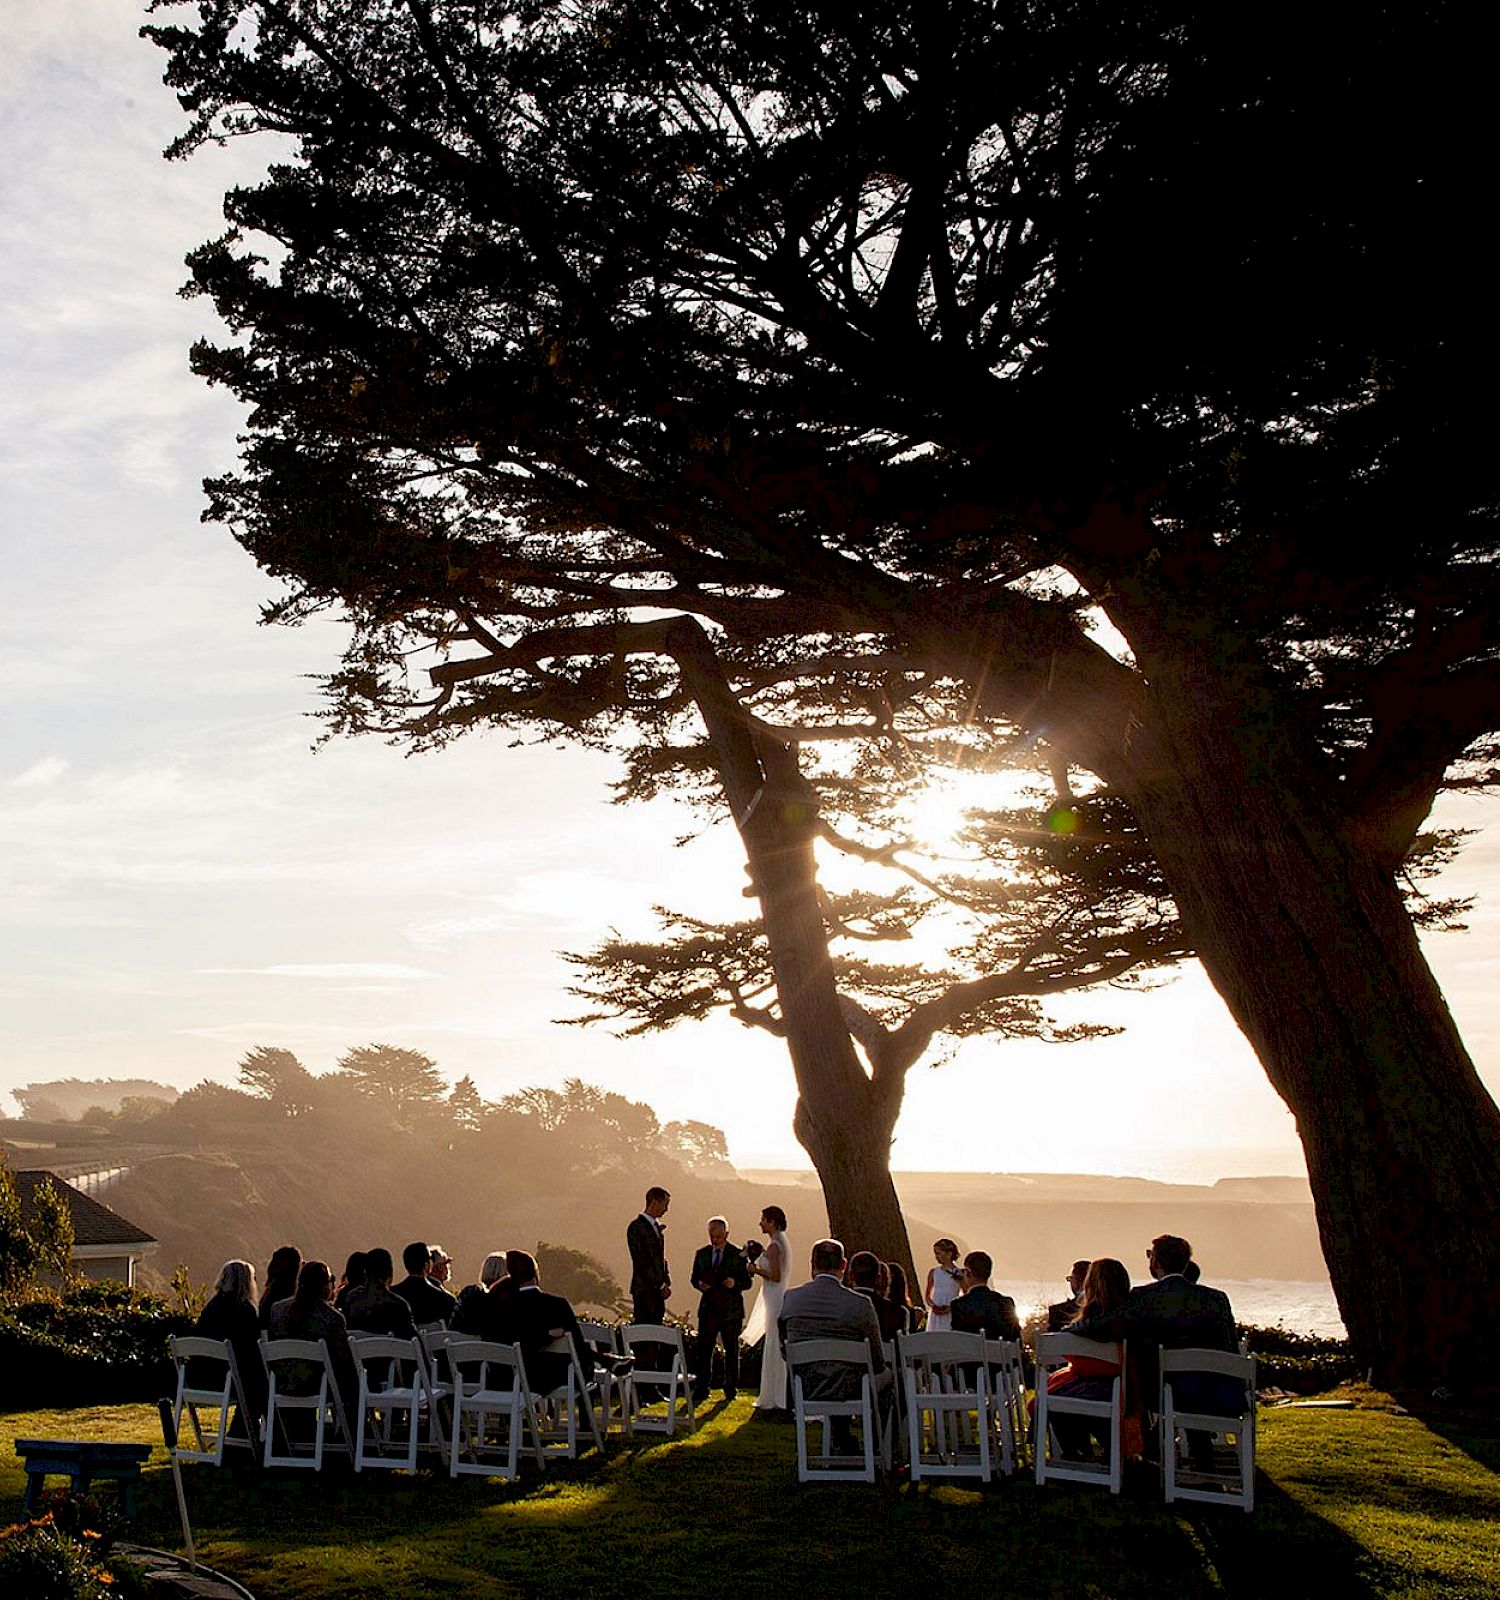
[147,0,1500,1380]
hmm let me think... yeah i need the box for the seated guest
[885,1262,918,1335]
[1070,1234,1239,1465]
[950,1251,1022,1341]
[342,1247,418,1339]
[779,1239,894,1448]
[1047,1259,1091,1332]
[391,1239,458,1327]
[193,1258,267,1428]
[1032,1256,1140,1460]
[267,1258,358,1417]
[334,1251,368,1313]
[452,1250,510,1336]
[428,1244,455,1288]
[848,1251,907,1341]
[258,1244,301,1330]
[489,1249,598,1393]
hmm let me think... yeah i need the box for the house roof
[12,1169,156,1249]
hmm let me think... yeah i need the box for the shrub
[0,1284,191,1408]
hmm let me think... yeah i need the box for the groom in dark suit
[691,1215,753,1402]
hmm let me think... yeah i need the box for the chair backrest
[899,1330,987,1366]
[171,1334,236,1369]
[1160,1347,1255,1402]
[350,1334,423,1365]
[787,1337,873,1374]
[578,1319,619,1354]
[1034,1331,1122,1370]
[621,1324,687,1362]
[445,1338,527,1392]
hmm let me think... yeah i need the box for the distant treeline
[14,1079,180,1124]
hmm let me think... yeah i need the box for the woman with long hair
[258,1244,302,1329]
[1035,1256,1142,1459]
[266,1258,357,1415]
[886,1261,918,1335]
[193,1258,267,1426]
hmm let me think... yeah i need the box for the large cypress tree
[147,1,1500,1381]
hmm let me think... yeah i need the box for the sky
[3,5,1498,1181]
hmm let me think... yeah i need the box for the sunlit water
[1011,1276,1345,1340]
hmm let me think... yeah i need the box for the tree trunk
[1121,640,1500,1386]
[671,621,919,1288]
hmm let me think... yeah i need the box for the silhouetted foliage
[238,1044,318,1117]
[332,1043,448,1124]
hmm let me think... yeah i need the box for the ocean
[1010,1276,1345,1340]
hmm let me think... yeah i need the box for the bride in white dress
[743,1205,792,1411]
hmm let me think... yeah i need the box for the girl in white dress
[924,1237,962,1331]
[746,1205,791,1411]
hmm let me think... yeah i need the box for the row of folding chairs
[1032,1333,1256,1509]
[790,1329,1256,1509]
[169,1321,704,1485]
[790,1330,1028,1486]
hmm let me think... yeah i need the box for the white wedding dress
[744,1230,791,1409]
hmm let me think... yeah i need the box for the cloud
[197,963,439,981]
[13,756,70,787]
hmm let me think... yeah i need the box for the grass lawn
[3,1393,1498,1599]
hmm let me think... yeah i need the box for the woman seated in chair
[193,1258,267,1431]
[1031,1257,1143,1460]
[267,1258,359,1421]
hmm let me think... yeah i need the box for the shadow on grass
[74,1408,1414,1600]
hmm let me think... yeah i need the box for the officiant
[691,1215,754,1404]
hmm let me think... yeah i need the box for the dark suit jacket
[852,1285,907,1343]
[691,1242,753,1322]
[1046,1295,1079,1332]
[491,1285,596,1393]
[950,1284,1022,1341]
[1072,1274,1238,1409]
[627,1214,670,1311]
[391,1274,458,1328]
[342,1282,418,1340]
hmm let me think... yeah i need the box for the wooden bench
[14,1438,153,1518]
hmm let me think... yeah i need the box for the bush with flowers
[0,1496,145,1600]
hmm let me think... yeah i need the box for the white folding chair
[1033,1333,1124,1494]
[168,1336,260,1465]
[260,1335,353,1470]
[527,1336,607,1460]
[578,1319,627,1433]
[446,1339,544,1481]
[900,1331,992,1483]
[1160,1348,1256,1512]
[621,1325,696,1437]
[984,1337,1027,1476]
[350,1335,429,1472]
[788,1338,889,1484]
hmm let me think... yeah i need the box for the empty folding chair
[984,1337,1027,1477]
[578,1319,627,1433]
[621,1324,696,1437]
[260,1335,353,1470]
[1160,1348,1257,1512]
[168,1335,260,1465]
[1033,1332,1124,1495]
[900,1331,992,1483]
[446,1339,544,1481]
[788,1337,888,1484]
[350,1335,429,1472]
[529,1336,607,1459]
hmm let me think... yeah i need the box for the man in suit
[691,1215,753,1402]
[779,1238,893,1450]
[490,1249,598,1395]
[1072,1232,1240,1466]
[847,1251,907,1342]
[1047,1259,1091,1331]
[950,1250,1023,1340]
[391,1239,458,1327]
[342,1247,418,1339]
[626,1186,672,1324]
